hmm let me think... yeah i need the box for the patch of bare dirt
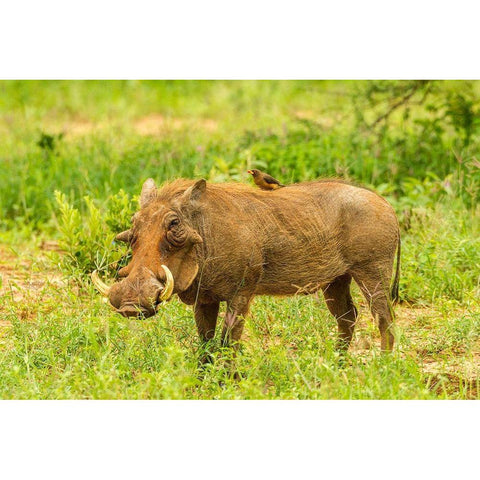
[60,119,96,136]
[133,114,180,135]
[36,115,219,138]
[347,303,480,397]
[424,370,480,399]
[0,242,66,325]
[133,114,217,136]
[294,110,340,129]
[39,240,64,252]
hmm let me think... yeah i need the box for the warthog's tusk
[160,265,174,301]
[91,270,111,297]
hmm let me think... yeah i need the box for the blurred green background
[1,80,479,230]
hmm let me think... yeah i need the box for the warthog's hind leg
[352,267,395,351]
[322,274,358,354]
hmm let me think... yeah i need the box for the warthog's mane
[155,177,369,203]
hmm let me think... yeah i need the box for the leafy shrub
[54,190,135,278]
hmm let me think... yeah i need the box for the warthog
[92,178,400,363]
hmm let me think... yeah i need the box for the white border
[1,401,479,479]
[1,1,478,477]
[1,1,479,78]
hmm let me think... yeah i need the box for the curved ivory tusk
[159,265,174,301]
[91,270,111,296]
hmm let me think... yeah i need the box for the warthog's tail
[390,234,401,304]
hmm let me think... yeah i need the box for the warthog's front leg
[221,299,251,348]
[194,301,220,366]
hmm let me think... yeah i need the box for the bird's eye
[168,218,180,229]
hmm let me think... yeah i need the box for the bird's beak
[247,170,253,174]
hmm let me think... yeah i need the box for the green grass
[1,258,478,399]
[0,80,479,399]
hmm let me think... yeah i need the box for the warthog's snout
[91,265,174,318]
[109,278,163,318]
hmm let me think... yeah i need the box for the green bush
[54,190,135,278]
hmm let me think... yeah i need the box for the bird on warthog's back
[247,169,285,190]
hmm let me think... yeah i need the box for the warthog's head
[92,178,205,318]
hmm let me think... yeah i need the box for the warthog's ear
[115,230,132,243]
[182,179,206,207]
[140,178,157,208]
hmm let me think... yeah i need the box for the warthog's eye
[164,216,187,249]
[168,218,180,229]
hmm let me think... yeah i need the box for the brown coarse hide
[103,177,401,361]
